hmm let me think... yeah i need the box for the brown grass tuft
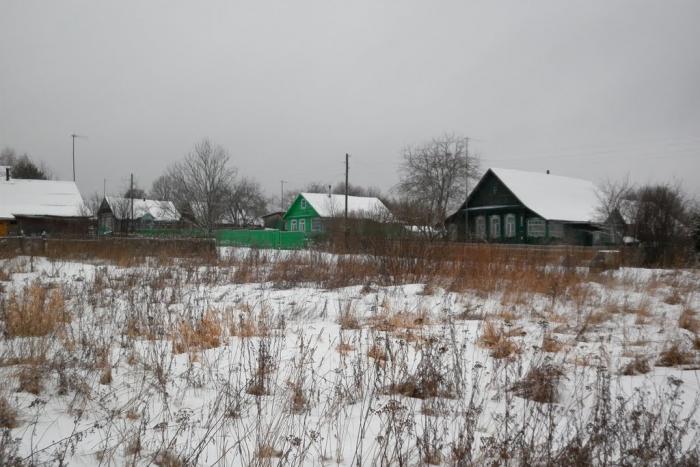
[679,308,699,334]
[478,321,522,359]
[621,356,651,375]
[4,283,69,337]
[656,342,694,367]
[542,334,564,353]
[257,444,283,459]
[16,365,45,395]
[0,397,18,429]
[172,311,222,354]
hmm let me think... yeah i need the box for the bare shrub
[16,365,45,395]
[511,364,563,403]
[542,333,564,353]
[257,444,283,459]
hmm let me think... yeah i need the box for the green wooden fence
[215,229,307,249]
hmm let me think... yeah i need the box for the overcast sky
[1,0,699,203]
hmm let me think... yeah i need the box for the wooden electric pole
[464,137,469,242]
[344,153,349,249]
[130,173,134,235]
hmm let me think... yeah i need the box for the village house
[445,168,605,246]
[0,168,89,237]
[283,193,391,234]
[98,196,180,234]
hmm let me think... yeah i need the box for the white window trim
[490,215,501,239]
[505,214,516,238]
[300,199,306,209]
[290,219,297,231]
[299,219,306,232]
[527,218,545,238]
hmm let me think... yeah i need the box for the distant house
[445,168,604,246]
[98,196,180,234]
[262,211,285,230]
[0,169,89,237]
[283,193,391,233]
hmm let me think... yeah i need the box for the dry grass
[257,444,283,459]
[656,342,695,367]
[542,333,564,353]
[367,343,388,362]
[368,309,430,333]
[4,283,69,337]
[478,321,522,359]
[16,365,45,395]
[621,356,651,375]
[511,364,564,403]
[0,397,18,429]
[172,311,222,354]
[679,308,700,334]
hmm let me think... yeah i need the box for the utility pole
[280,180,287,211]
[344,154,349,249]
[464,137,469,242]
[130,173,134,235]
[70,134,86,182]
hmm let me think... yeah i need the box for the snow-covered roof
[105,197,180,222]
[0,178,86,220]
[298,193,391,219]
[488,168,599,222]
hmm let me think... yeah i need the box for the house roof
[105,197,180,222]
[295,193,391,219]
[482,168,599,222]
[0,178,86,220]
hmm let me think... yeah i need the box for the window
[490,215,501,239]
[311,218,322,232]
[548,221,564,238]
[300,199,307,209]
[527,218,545,237]
[290,219,297,231]
[475,216,486,239]
[505,214,516,238]
[299,219,306,232]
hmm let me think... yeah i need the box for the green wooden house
[283,193,390,233]
[445,168,604,245]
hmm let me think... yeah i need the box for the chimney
[328,184,332,198]
[546,170,550,175]
[5,167,9,181]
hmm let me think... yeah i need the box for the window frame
[300,199,307,209]
[290,219,297,231]
[490,215,501,239]
[311,218,322,232]
[505,214,516,238]
[527,217,545,238]
[299,218,306,232]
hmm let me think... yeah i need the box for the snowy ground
[0,248,699,465]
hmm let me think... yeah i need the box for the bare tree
[628,183,693,265]
[225,177,268,226]
[167,139,237,235]
[396,133,479,226]
[79,191,103,217]
[0,148,52,180]
[150,173,179,201]
[595,176,634,243]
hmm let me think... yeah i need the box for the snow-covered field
[0,247,699,466]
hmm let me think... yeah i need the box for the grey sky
[1,0,699,203]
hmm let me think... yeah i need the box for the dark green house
[445,168,604,245]
[283,193,391,234]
